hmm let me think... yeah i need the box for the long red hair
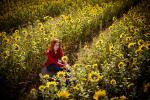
[47,38,63,59]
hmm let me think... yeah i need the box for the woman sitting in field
[43,38,67,75]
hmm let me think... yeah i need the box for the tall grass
[0,0,113,32]
[76,0,149,99]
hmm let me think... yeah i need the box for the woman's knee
[55,66,63,71]
[47,64,63,72]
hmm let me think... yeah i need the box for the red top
[44,48,64,67]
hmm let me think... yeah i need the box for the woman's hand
[65,63,70,67]
[57,62,63,65]
[58,59,68,66]
[63,61,68,66]
[58,59,62,63]
[57,60,69,68]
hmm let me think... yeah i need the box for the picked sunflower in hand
[61,56,69,63]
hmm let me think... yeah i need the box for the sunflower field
[0,0,149,100]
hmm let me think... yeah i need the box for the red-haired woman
[44,38,66,75]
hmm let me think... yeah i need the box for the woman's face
[54,42,59,51]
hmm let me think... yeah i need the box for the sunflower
[127,83,134,88]
[44,16,49,20]
[88,71,103,82]
[15,30,19,33]
[110,97,119,100]
[43,74,49,79]
[129,26,135,32]
[12,44,20,51]
[61,56,68,63]
[50,32,57,38]
[73,84,81,91]
[56,71,66,78]
[2,35,8,43]
[22,30,27,34]
[32,46,37,50]
[79,77,87,81]
[46,81,57,88]
[44,37,48,42]
[67,14,72,21]
[113,17,117,21]
[30,88,37,94]
[14,35,20,42]
[134,28,140,34]
[110,79,117,85]
[38,85,46,92]
[138,44,146,51]
[85,65,91,69]
[99,39,104,44]
[118,61,126,69]
[127,42,136,48]
[135,44,146,54]
[57,90,70,98]
[40,26,44,31]
[135,49,141,54]
[38,22,43,27]
[93,90,106,100]
[13,31,19,37]
[60,15,65,19]
[20,55,25,62]
[73,64,82,68]
[2,32,6,36]
[2,50,10,59]
[31,41,37,46]
[138,39,144,45]
[117,53,124,59]
[109,43,113,52]
[92,64,98,69]
[5,38,10,44]
[120,32,125,38]
[119,95,127,100]
[126,37,132,42]
[123,16,128,21]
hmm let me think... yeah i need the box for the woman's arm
[47,52,64,67]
